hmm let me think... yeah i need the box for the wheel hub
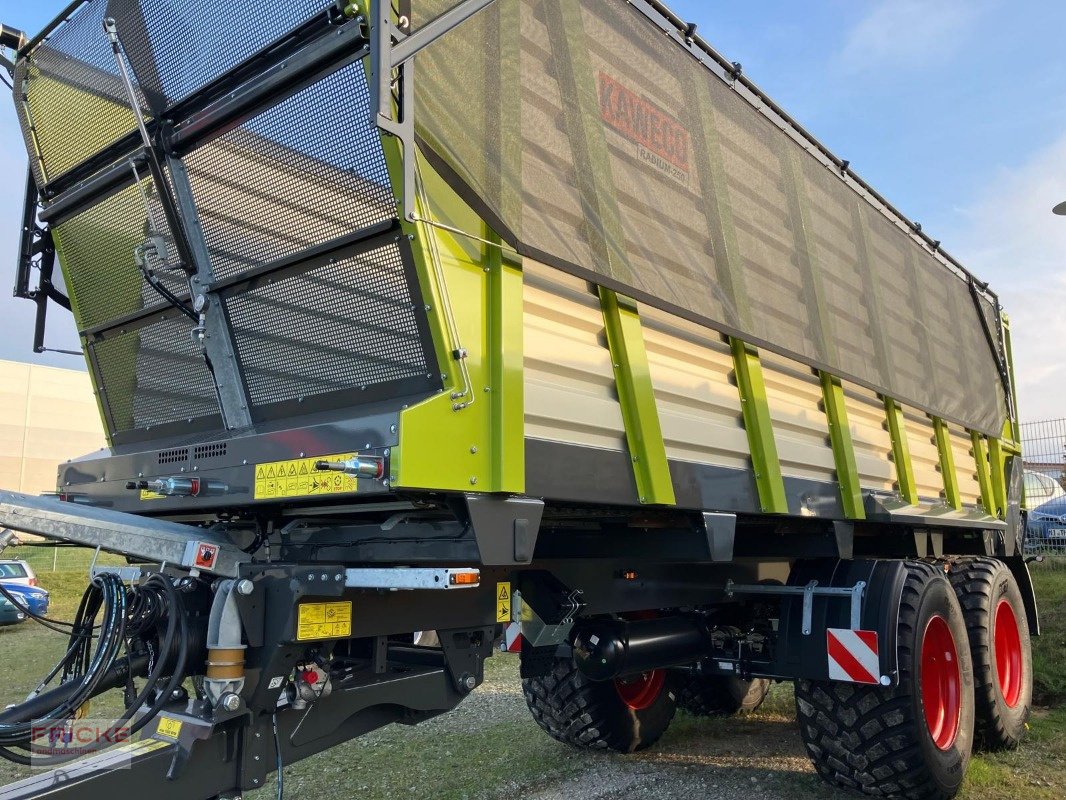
[920,614,962,751]
[994,599,1023,708]
[614,669,665,710]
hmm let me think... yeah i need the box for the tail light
[28,578,38,587]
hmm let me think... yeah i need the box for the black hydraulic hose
[0,653,150,725]
[0,573,192,765]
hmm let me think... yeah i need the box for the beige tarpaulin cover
[412,0,1008,436]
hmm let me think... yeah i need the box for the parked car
[0,560,39,587]
[0,582,49,616]
[0,594,26,627]
[1024,470,1066,505]
[1025,495,1066,552]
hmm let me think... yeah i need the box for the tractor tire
[946,557,1032,751]
[522,657,676,753]
[795,561,975,800]
[675,674,771,716]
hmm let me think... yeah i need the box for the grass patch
[1030,567,1066,706]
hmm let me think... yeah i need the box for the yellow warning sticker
[253,453,359,500]
[496,582,512,623]
[140,489,165,501]
[296,601,353,641]
[155,717,182,740]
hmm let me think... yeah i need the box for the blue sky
[0,0,1064,421]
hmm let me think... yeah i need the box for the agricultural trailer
[0,1,1037,799]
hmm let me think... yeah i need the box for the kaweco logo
[597,72,690,186]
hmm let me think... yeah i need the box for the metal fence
[1021,418,1066,569]
[3,544,125,574]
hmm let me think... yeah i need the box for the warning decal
[155,717,183,740]
[296,601,353,641]
[140,489,165,501]
[254,453,358,500]
[827,628,881,685]
[496,582,511,623]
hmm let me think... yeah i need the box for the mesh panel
[226,243,431,408]
[112,0,333,107]
[52,173,188,331]
[184,62,395,281]
[413,0,1008,435]
[90,315,219,433]
[17,0,149,185]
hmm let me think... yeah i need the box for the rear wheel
[675,674,771,716]
[795,561,975,799]
[522,656,676,753]
[946,557,1032,750]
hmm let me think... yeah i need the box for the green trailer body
[0,2,1036,799]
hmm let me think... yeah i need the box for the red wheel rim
[614,670,665,710]
[994,599,1023,708]
[920,615,962,751]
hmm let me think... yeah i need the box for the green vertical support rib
[989,437,1007,518]
[730,338,788,513]
[883,397,919,505]
[970,431,995,516]
[599,288,675,505]
[820,372,866,519]
[932,417,962,510]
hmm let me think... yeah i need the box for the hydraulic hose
[0,572,193,766]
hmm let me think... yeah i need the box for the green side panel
[487,236,526,491]
[389,161,525,494]
[883,397,918,505]
[932,417,962,510]
[364,8,524,494]
[598,288,675,506]
[970,431,996,517]
[989,437,1008,518]
[819,372,865,519]
[730,338,788,514]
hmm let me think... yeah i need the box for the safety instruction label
[296,601,353,641]
[254,453,358,500]
[140,489,165,501]
[496,582,511,623]
[155,717,183,740]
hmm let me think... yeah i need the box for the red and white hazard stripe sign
[826,628,881,685]
[502,622,523,653]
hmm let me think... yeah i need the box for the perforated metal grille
[158,447,189,464]
[114,0,333,106]
[227,243,431,408]
[193,442,227,460]
[52,173,188,331]
[90,315,219,433]
[17,0,149,185]
[184,62,394,281]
